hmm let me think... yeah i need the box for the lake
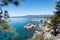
[0,18,46,40]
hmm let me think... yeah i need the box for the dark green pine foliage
[0,0,20,40]
[51,0,60,36]
[1,0,20,6]
[56,0,60,17]
[0,0,20,32]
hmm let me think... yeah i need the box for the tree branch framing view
[0,0,60,40]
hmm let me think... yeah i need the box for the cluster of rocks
[24,23,36,29]
[24,19,60,40]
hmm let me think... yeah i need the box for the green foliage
[56,1,60,9]
[0,20,5,24]
[47,0,60,36]
[0,0,20,33]
[0,0,20,6]
[0,0,21,39]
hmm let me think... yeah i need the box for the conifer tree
[51,0,60,36]
[0,0,21,40]
[0,0,20,32]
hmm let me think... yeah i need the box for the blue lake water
[10,18,33,39]
[0,18,46,40]
[10,18,46,40]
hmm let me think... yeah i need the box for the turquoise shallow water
[0,18,46,40]
[10,18,33,39]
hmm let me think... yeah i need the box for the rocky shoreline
[24,19,60,40]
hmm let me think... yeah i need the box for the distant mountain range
[10,15,53,18]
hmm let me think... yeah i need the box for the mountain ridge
[10,15,53,18]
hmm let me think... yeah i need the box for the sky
[2,0,57,17]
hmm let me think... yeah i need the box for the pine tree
[56,0,60,17]
[50,0,60,36]
[0,0,21,40]
[0,0,20,32]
